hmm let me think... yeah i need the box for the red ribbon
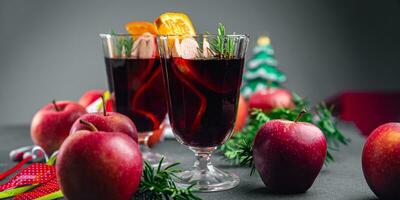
[0,156,32,181]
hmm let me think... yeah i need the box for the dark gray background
[0,0,400,126]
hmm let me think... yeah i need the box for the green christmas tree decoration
[241,35,287,98]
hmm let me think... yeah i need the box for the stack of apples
[30,92,142,199]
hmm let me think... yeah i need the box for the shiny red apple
[234,95,248,132]
[362,122,400,199]
[57,120,142,200]
[70,107,138,142]
[253,112,327,193]
[30,100,86,154]
[249,88,293,112]
[78,89,104,107]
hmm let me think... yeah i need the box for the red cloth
[13,178,59,200]
[0,163,55,191]
[327,91,400,136]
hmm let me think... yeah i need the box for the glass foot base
[175,162,240,192]
[141,147,171,168]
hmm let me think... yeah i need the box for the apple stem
[101,96,107,116]
[295,109,307,122]
[52,100,60,112]
[79,119,98,132]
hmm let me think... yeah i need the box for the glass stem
[191,147,216,172]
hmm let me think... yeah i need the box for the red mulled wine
[162,57,244,147]
[105,58,167,132]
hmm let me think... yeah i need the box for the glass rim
[158,34,249,39]
[100,33,249,38]
[99,33,152,38]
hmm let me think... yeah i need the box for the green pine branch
[135,158,201,200]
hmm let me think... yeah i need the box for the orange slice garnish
[155,13,197,57]
[125,21,158,35]
[154,12,196,36]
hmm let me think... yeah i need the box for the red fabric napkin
[0,163,55,192]
[327,91,400,136]
[13,178,59,200]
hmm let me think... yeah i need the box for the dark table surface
[0,123,377,200]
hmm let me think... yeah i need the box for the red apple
[234,95,248,132]
[362,122,400,199]
[253,112,327,193]
[78,89,104,107]
[57,120,142,200]
[30,100,86,154]
[249,88,293,112]
[70,108,138,143]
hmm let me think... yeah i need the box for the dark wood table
[0,123,376,199]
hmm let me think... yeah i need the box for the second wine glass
[100,33,168,167]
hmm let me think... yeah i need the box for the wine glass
[100,33,169,167]
[158,34,249,192]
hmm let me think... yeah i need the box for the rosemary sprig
[208,23,235,58]
[123,37,134,57]
[111,29,134,58]
[220,94,350,173]
[135,158,201,200]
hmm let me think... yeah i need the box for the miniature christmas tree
[241,35,287,98]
